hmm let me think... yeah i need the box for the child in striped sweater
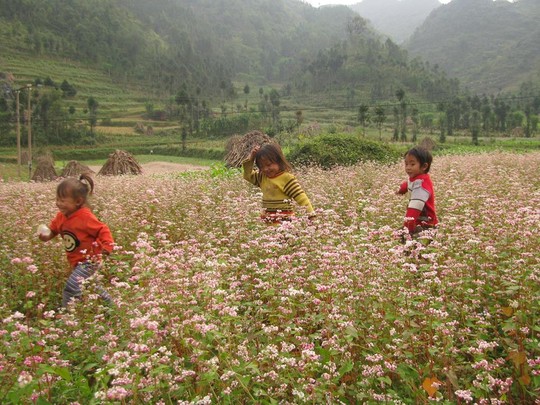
[243,143,315,223]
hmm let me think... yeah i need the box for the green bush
[288,134,401,168]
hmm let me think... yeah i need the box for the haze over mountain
[350,0,441,44]
[0,0,536,104]
[405,0,540,93]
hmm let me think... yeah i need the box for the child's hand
[37,224,52,241]
[250,146,260,160]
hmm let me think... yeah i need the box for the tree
[508,111,524,130]
[471,110,481,146]
[181,127,187,151]
[395,89,407,142]
[481,97,491,133]
[357,104,370,136]
[437,103,446,143]
[420,113,434,135]
[493,98,510,132]
[295,110,303,133]
[373,105,386,141]
[346,15,368,39]
[346,87,356,108]
[392,105,399,142]
[400,99,407,142]
[87,97,98,133]
[243,84,250,111]
[176,87,194,138]
[524,104,532,138]
[60,80,77,97]
[269,89,281,130]
[411,107,419,143]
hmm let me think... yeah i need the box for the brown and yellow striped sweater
[243,159,314,215]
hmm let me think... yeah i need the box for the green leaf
[36,397,53,405]
[38,365,72,382]
[397,363,419,382]
[316,347,331,364]
[378,375,392,386]
[345,325,358,339]
[338,360,354,377]
[81,362,99,373]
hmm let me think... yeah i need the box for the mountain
[350,0,441,44]
[0,0,356,97]
[405,0,540,93]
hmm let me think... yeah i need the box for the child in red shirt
[396,147,438,237]
[38,174,114,307]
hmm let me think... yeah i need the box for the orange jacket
[49,207,114,268]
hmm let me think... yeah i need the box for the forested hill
[0,0,356,96]
[405,0,540,94]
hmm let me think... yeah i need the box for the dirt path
[88,161,208,175]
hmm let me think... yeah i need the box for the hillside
[0,0,464,112]
[405,0,540,93]
[3,0,537,154]
[350,0,440,44]
[0,0,356,97]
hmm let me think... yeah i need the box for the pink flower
[455,390,473,402]
[106,386,131,400]
[17,370,33,387]
[26,265,38,273]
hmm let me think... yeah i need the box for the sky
[302,0,517,6]
[302,0,450,6]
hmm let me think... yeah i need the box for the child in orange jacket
[38,174,114,307]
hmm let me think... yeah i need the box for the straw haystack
[418,137,437,151]
[31,155,57,182]
[20,151,30,165]
[61,160,95,178]
[224,130,275,167]
[98,150,142,176]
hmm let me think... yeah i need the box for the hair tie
[80,177,91,189]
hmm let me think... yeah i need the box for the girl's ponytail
[79,173,95,195]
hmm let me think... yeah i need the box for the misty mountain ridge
[405,0,540,93]
[350,0,441,44]
[0,0,536,101]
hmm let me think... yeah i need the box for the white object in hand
[37,224,51,237]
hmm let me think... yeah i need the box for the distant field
[2,132,539,182]
[77,154,218,168]
[0,154,220,182]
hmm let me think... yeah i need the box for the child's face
[56,195,83,217]
[404,154,428,178]
[257,157,282,178]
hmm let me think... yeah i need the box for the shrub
[288,134,401,168]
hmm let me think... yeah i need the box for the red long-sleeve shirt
[398,173,438,233]
[49,207,114,268]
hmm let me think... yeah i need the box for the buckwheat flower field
[1,152,539,404]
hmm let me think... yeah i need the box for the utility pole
[26,84,32,179]
[15,89,21,177]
